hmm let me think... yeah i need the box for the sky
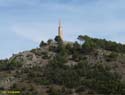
[0,0,125,59]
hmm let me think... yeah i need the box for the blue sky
[0,0,125,59]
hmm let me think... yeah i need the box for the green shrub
[105,52,118,62]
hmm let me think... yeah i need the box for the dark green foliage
[82,38,96,52]
[0,59,9,70]
[75,86,85,93]
[49,45,57,52]
[47,87,68,95]
[8,60,22,70]
[47,39,53,45]
[54,36,63,44]
[0,59,22,71]
[88,63,122,94]
[79,35,125,53]
[77,35,96,53]
[54,39,68,63]
[73,41,81,51]
[43,62,80,88]
[42,58,125,94]
[72,41,82,61]
[65,43,73,54]
[39,79,50,85]
[105,52,118,62]
[42,52,49,59]
[48,88,62,95]
[39,40,47,47]
[77,35,85,42]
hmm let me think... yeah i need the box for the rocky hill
[0,35,125,95]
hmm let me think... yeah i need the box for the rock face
[3,41,125,77]
[0,77,18,89]
[9,47,51,68]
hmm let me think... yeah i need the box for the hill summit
[0,35,125,95]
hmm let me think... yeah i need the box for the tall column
[58,19,63,40]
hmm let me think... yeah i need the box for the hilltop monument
[58,19,63,40]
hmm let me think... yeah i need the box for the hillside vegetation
[0,35,125,95]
